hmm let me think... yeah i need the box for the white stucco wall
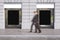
[54,0,60,29]
[0,0,5,29]
[0,0,60,29]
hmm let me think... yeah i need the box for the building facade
[0,0,60,29]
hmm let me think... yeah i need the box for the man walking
[30,11,41,33]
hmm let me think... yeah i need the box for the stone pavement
[0,29,60,35]
[0,29,60,40]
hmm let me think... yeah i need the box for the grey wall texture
[0,0,60,29]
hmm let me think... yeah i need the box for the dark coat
[32,14,39,23]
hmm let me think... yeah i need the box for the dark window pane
[39,10,51,25]
[8,10,19,25]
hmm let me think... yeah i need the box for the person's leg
[38,27,41,33]
[30,23,34,32]
[36,23,41,33]
[34,24,37,33]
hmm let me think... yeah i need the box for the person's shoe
[30,31,32,32]
[34,31,37,33]
[39,30,41,33]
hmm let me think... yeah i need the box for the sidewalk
[0,29,60,35]
[0,29,60,40]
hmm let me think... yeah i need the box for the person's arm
[31,15,36,22]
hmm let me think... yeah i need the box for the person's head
[33,11,38,14]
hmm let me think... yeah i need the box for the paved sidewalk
[0,29,60,35]
[0,29,60,40]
